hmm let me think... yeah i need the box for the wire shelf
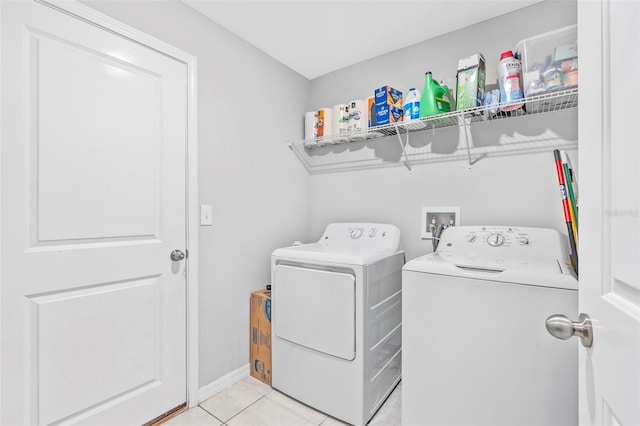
[288,88,578,174]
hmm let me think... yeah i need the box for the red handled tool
[554,149,578,275]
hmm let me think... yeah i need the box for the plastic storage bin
[516,25,578,98]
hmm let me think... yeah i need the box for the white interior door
[1,1,188,424]
[578,0,640,424]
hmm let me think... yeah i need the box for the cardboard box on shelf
[374,85,403,108]
[456,53,486,111]
[367,96,376,127]
[250,289,272,385]
[374,103,403,125]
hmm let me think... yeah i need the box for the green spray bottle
[419,72,452,117]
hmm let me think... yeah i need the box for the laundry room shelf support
[394,123,412,173]
[461,114,473,170]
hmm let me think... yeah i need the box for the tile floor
[166,377,401,426]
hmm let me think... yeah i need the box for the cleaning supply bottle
[440,80,454,109]
[497,50,524,111]
[420,72,452,117]
[403,88,421,121]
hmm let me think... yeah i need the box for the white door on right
[578,0,640,424]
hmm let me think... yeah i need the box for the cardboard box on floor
[249,289,272,385]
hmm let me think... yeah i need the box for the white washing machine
[271,223,404,426]
[402,226,578,426]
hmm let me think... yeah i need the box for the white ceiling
[182,0,543,79]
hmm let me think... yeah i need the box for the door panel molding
[29,276,162,424]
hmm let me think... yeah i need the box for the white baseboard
[198,363,249,403]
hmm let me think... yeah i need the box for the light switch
[200,205,213,226]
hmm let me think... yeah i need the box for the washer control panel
[459,226,532,249]
[437,226,568,260]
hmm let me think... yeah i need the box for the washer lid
[403,252,578,290]
[272,223,402,265]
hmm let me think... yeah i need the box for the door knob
[170,249,186,261]
[545,313,593,348]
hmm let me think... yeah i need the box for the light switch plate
[200,205,213,226]
[421,206,460,239]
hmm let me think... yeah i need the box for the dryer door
[274,265,355,361]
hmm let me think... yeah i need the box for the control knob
[487,233,505,247]
[517,236,530,245]
[350,227,364,239]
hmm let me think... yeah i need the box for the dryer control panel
[436,226,569,261]
[319,223,402,254]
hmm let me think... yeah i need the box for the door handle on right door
[170,249,186,261]
[545,313,593,348]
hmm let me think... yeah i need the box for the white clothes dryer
[271,223,404,426]
[402,226,578,426]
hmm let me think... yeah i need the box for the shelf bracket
[461,113,472,170]
[394,124,412,173]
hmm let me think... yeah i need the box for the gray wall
[82,1,310,388]
[307,0,578,261]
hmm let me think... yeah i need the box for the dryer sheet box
[374,85,403,107]
[456,53,486,111]
[374,103,404,125]
[250,289,272,385]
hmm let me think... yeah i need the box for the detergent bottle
[403,88,421,121]
[420,72,452,117]
[497,50,524,111]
